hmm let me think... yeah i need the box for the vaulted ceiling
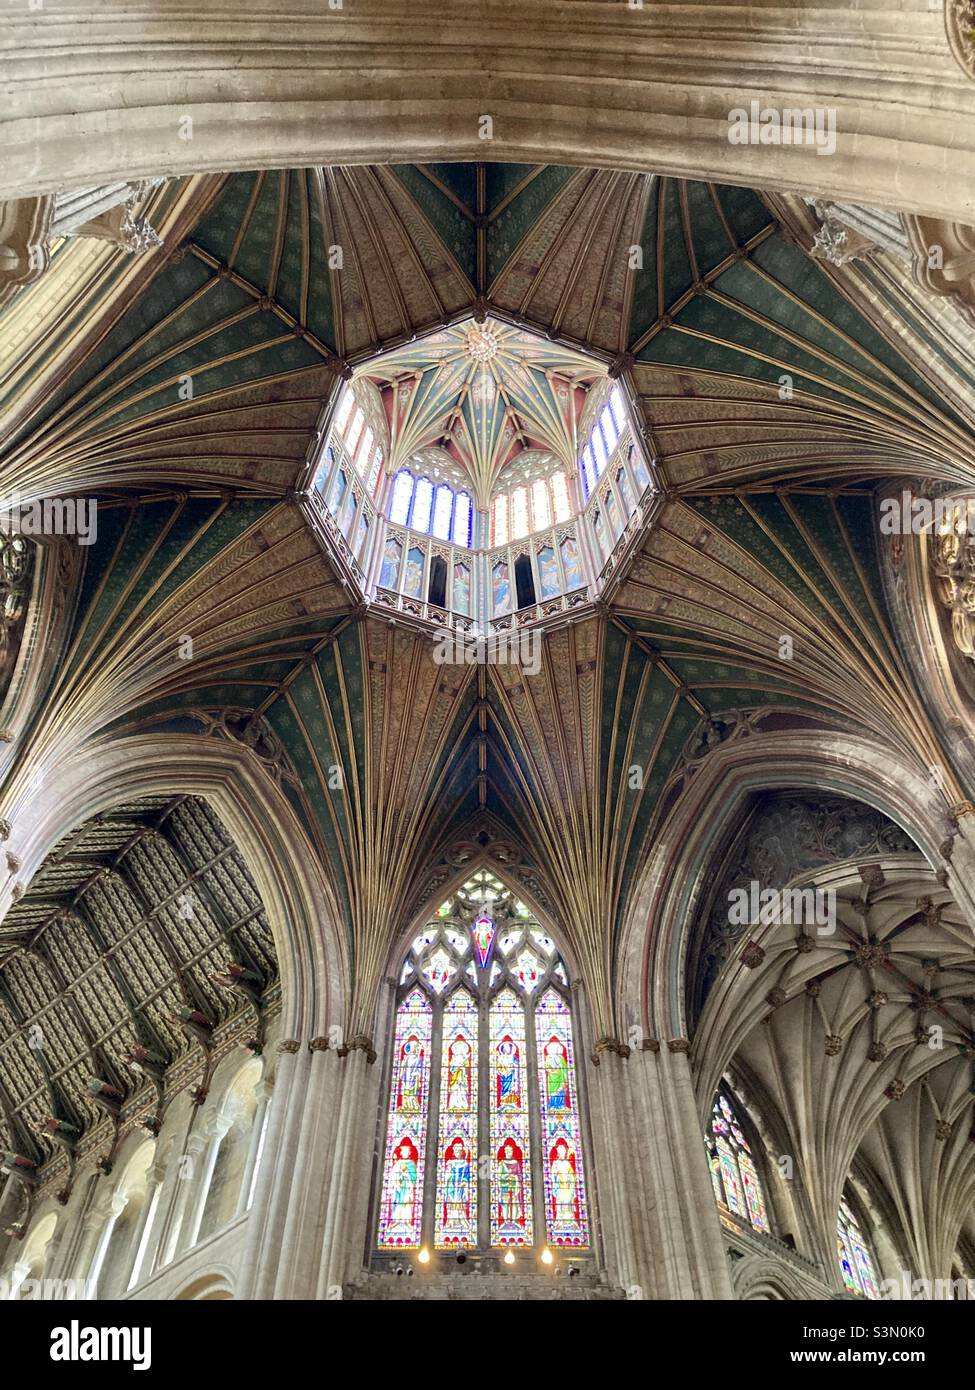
[353,318,603,506]
[2,161,974,1049]
[0,795,277,1185]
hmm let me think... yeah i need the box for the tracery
[377,871,590,1254]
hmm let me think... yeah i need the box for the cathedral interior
[2,3,975,1312]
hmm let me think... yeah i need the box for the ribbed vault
[694,861,975,1271]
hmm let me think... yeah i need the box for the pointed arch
[372,865,594,1257]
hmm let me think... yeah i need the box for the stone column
[315,1044,380,1299]
[144,1105,198,1277]
[70,1203,109,1288]
[587,1044,654,1294]
[87,1190,127,1291]
[159,1130,207,1267]
[235,1036,380,1300]
[122,1158,166,1293]
[235,1078,271,1220]
[235,1038,318,1299]
[590,1040,734,1299]
[182,1113,233,1253]
[39,1222,65,1290]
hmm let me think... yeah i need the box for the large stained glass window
[376,869,591,1256]
[837,1194,880,1299]
[706,1087,770,1234]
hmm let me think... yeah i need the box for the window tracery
[377,871,590,1254]
[837,1194,881,1299]
[706,1087,771,1235]
[387,469,472,546]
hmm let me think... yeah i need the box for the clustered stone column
[587,1038,733,1298]
[235,1034,381,1299]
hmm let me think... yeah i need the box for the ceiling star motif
[358,316,604,506]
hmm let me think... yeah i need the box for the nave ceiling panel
[0,795,278,1186]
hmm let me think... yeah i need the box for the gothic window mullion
[420,994,445,1251]
[477,985,491,1249]
[525,988,546,1249]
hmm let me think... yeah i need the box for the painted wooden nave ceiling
[2,163,975,1036]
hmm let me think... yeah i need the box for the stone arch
[692,855,972,1272]
[0,731,347,1038]
[731,1254,823,1301]
[3,6,975,220]
[878,502,975,794]
[0,537,80,768]
[173,1270,234,1300]
[614,728,966,1041]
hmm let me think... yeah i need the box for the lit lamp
[417,1247,430,1265]
[503,1249,515,1266]
[540,1247,554,1266]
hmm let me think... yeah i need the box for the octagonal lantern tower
[299,315,659,637]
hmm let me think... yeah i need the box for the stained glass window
[493,494,509,546]
[411,477,434,533]
[579,384,638,506]
[581,445,596,500]
[591,421,608,475]
[510,486,529,540]
[550,471,571,522]
[432,484,454,540]
[452,493,472,547]
[335,387,355,435]
[706,1088,770,1235]
[346,407,365,457]
[377,989,432,1247]
[367,446,384,496]
[536,989,589,1246]
[531,478,552,530]
[435,990,477,1248]
[376,874,590,1256]
[837,1195,880,1299]
[491,987,532,1246]
[357,425,374,473]
[390,470,413,526]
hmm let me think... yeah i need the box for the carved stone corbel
[901,214,975,328]
[0,195,54,309]
[945,2,975,81]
